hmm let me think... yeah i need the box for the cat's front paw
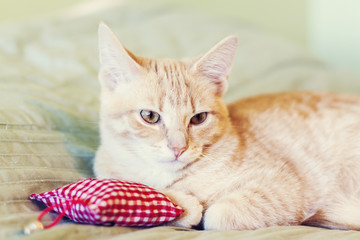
[162,190,203,228]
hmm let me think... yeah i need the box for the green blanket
[1,0,360,239]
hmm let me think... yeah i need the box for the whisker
[200,152,216,163]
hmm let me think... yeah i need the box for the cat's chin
[157,153,185,164]
[156,156,196,171]
[158,155,200,170]
[158,158,185,169]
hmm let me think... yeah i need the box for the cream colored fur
[94,23,360,230]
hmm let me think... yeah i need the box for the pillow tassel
[23,201,73,235]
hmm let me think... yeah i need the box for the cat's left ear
[98,23,142,92]
[192,36,238,96]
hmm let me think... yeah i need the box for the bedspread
[1,0,360,239]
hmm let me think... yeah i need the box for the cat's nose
[167,130,188,159]
[169,146,187,159]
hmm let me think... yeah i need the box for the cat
[94,23,360,230]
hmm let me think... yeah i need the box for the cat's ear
[98,23,142,91]
[193,35,238,96]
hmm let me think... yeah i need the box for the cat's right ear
[192,35,238,96]
[98,23,142,91]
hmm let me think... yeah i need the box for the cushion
[29,178,183,227]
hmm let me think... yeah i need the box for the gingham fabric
[29,178,184,227]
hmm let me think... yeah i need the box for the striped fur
[94,24,360,230]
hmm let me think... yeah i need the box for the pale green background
[0,0,359,74]
[0,0,308,47]
[0,0,85,22]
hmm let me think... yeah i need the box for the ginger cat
[94,23,360,230]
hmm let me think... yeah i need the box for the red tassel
[24,201,74,235]
[37,204,67,229]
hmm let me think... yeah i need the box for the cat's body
[94,23,360,230]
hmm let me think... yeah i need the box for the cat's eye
[190,112,208,125]
[140,110,160,124]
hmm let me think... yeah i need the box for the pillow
[29,178,184,227]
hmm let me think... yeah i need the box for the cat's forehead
[133,57,217,116]
[142,59,197,110]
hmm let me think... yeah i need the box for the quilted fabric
[2,0,360,239]
[29,178,184,227]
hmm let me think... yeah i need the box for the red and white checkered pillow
[29,178,183,227]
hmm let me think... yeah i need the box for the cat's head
[97,23,237,175]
